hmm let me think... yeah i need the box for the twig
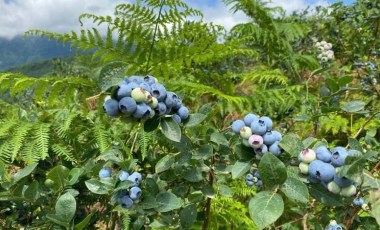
[302,213,309,230]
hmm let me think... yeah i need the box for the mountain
[0,36,76,71]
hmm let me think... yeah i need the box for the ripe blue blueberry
[143,75,156,85]
[315,145,332,163]
[353,197,364,206]
[263,131,277,146]
[118,195,133,209]
[333,175,352,188]
[165,92,179,108]
[129,187,142,200]
[117,82,139,99]
[119,171,129,182]
[259,116,273,131]
[331,146,348,166]
[119,97,137,114]
[177,106,189,120]
[308,160,335,182]
[271,130,282,141]
[246,173,254,181]
[243,113,258,126]
[246,180,254,187]
[231,120,245,134]
[133,103,150,119]
[127,172,143,186]
[255,180,263,187]
[103,99,120,117]
[128,76,144,84]
[155,102,167,116]
[172,114,181,123]
[139,82,152,92]
[150,83,167,101]
[251,120,267,135]
[254,144,268,156]
[99,167,112,179]
[269,141,282,156]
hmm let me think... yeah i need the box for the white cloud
[0,0,125,39]
[0,0,331,39]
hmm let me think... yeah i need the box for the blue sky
[0,0,356,39]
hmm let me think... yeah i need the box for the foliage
[0,0,380,230]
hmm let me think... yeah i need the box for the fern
[51,144,76,162]
[138,128,152,160]
[93,123,110,154]
[120,209,132,230]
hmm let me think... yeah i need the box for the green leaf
[249,191,284,230]
[309,184,345,207]
[338,150,378,180]
[47,192,77,227]
[279,134,304,157]
[194,144,213,160]
[180,204,197,229]
[67,168,83,186]
[74,212,94,230]
[362,170,380,190]
[11,163,38,185]
[338,76,353,86]
[24,181,39,202]
[368,189,380,226]
[160,117,181,142]
[183,167,203,182]
[325,78,339,93]
[231,161,252,179]
[47,165,70,192]
[347,138,363,152]
[155,155,175,173]
[210,132,228,146]
[184,113,206,127]
[155,191,182,212]
[85,178,113,195]
[341,100,366,113]
[281,177,309,203]
[302,137,318,148]
[218,184,234,197]
[144,117,160,132]
[259,153,287,187]
[98,61,128,92]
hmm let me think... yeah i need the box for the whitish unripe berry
[240,127,253,139]
[131,88,151,103]
[327,181,341,194]
[340,184,357,197]
[299,148,317,163]
[299,162,309,174]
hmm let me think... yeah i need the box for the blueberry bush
[0,0,380,229]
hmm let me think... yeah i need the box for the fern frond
[239,67,289,86]
[32,123,50,161]
[92,123,110,153]
[51,144,76,162]
[138,128,152,160]
[120,209,131,230]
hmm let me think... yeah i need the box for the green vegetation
[0,0,379,229]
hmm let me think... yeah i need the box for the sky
[0,0,356,39]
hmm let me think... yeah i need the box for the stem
[302,213,309,230]
[145,0,165,75]
[202,154,215,230]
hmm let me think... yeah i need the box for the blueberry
[155,102,167,116]
[327,181,341,194]
[133,103,150,119]
[340,184,357,197]
[331,146,348,166]
[150,83,167,102]
[246,173,254,181]
[333,175,352,188]
[176,106,189,120]
[127,172,142,186]
[231,120,245,134]
[172,114,181,123]
[271,130,282,141]
[119,97,137,114]
[143,75,156,85]
[248,134,263,148]
[263,131,277,146]
[119,171,129,181]
[165,92,179,108]
[299,162,309,174]
[255,180,263,187]
[117,82,139,99]
[254,144,268,156]
[251,119,267,135]
[309,160,335,182]
[118,195,133,209]
[139,82,152,92]
[299,148,316,163]
[240,127,252,139]
[269,141,282,156]
[129,186,142,200]
[246,180,254,187]
[253,171,260,178]
[99,167,112,179]
[315,146,331,163]
[243,113,258,126]
[259,116,273,130]
[103,99,120,117]
[353,197,364,206]
[128,76,144,84]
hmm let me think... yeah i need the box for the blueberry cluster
[98,167,143,209]
[325,220,343,230]
[352,197,364,206]
[103,75,189,123]
[314,40,334,63]
[298,146,360,197]
[245,169,263,187]
[231,113,283,158]
[354,61,378,71]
